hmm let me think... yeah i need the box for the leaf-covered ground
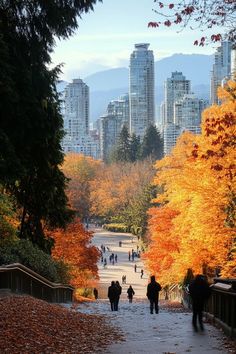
[0,295,124,353]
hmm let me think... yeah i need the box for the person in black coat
[114,281,122,311]
[189,274,211,331]
[146,275,162,314]
[108,281,119,311]
[127,285,135,303]
[93,287,98,300]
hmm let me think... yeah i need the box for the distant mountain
[85,68,129,91]
[155,53,213,87]
[58,54,213,122]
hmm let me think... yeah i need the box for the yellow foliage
[145,82,236,284]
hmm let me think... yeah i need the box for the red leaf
[164,20,172,27]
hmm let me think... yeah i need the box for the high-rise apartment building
[99,94,129,160]
[210,41,232,104]
[162,71,191,155]
[164,71,191,124]
[129,43,155,139]
[174,94,208,131]
[231,47,236,79]
[62,78,100,159]
[63,79,89,139]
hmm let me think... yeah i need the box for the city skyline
[51,0,217,81]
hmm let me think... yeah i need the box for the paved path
[91,228,147,299]
[78,228,230,354]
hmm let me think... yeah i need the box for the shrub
[0,239,70,283]
[103,223,129,233]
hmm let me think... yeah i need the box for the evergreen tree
[130,133,141,162]
[112,125,132,163]
[141,125,164,161]
[0,1,100,252]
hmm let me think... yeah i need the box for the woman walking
[127,285,135,303]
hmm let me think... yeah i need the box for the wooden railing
[0,263,74,303]
[205,287,236,338]
[180,282,236,339]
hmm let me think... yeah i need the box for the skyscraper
[174,94,208,132]
[163,71,191,155]
[231,46,236,80]
[62,79,100,158]
[164,71,191,125]
[63,78,89,140]
[210,41,232,104]
[129,43,155,139]
[99,94,129,160]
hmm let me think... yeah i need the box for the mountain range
[58,53,213,122]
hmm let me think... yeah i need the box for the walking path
[77,228,232,354]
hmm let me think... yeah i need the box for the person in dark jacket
[189,274,211,331]
[93,287,98,300]
[146,275,162,314]
[127,285,135,303]
[108,281,119,311]
[114,281,122,311]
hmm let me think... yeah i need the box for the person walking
[189,274,211,331]
[146,275,162,314]
[127,285,135,303]
[134,264,137,272]
[114,281,122,311]
[140,269,144,278]
[93,288,98,300]
[108,281,119,311]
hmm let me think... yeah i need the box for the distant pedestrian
[115,254,117,262]
[127,285,135,303]
[124,275,126,284]
[108,281,119,311]
[134,264,137,272]
[146,275,162,314]
[128,251,131,261]
[114,281,122,311]
[103,258,107,268]
[189,274,211,331]
[119,241,122,247]
[140,269,144,278]
[93,288,98,300]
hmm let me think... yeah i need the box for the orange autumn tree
[90,160,155,220]
[144,81,236,285]
[50,218,100,290]
[62,153,101,221]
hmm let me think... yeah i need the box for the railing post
[231,296,235,338]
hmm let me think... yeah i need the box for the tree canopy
[0,0,101,252]
[148,0,236,46]
[144,81,236,284]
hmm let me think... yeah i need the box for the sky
[51,0,216,81]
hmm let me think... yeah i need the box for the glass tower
[129,43,155,139]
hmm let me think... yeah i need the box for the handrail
[181,286,236,338]
[0,263,74,290]
[0,263,74,303]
